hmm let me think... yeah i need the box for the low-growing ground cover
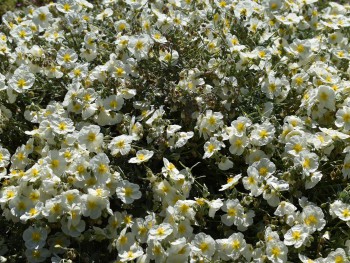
[1,0,350,262]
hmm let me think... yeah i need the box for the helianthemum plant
[1,0,350,262]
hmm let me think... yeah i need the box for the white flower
[243,170,263,197]
[148,223,173,241]
[115,228,135,252]
[80,47,98,62]
[47,233,70,255]
[119,244,144,262]
[159,50,179,66]
[276,13,301,25]
[0,73,6,91]
[65,204,83,229]
[84,32,97,49]
[335,106,350,131]
[23,226,48,250]
[174,131,194,148]
[343,154,350,179]
[246,149,268,165]
[61,189,81,210]
[221,199,244,227]
[20,202,44,222]
[174,219,193,239]
[166,125,182,138]
[261,73,283,99]
[301,205,326,233]
[56,0,79,13]
[325,248,348,263]
[266,241,288,263]
[291,72,309,91]
[32,6,53,30]
[109,59,131,79]
[219,174,242,191]
[250,121,275,146]
[0,146,10,168]
[191,233,216,258]
[42,196,64,223]
[229,134,249,155]
[109,135,133,156]
[91,153,110,179]
[128,35,153,60]
[0,186,18,203]
[285,136,308,156]
[10,26,33,43]
[21,163,43,183]
[218,232,247,260]
[203,137,225,159]
[298,254,321,263]
[304,171,323,189]
[131,218,148,243]
[252,158,276,178]
[166,238,190,262]
[129,150,154,164]
[114,20,130,32]
[78,125,104,152]
[61,217,86,237]
[306,132,332,152]
[150,29,167,44]
[283,225,309,248]
[56,48,78,68]
[274,201,297,218]
[103,95,124,111]
[145,106,165,126]
[265,226,280,243]
[128,116,143,140]
[25,248,50,263]
[218,156,234,170]
[174,200,196,220]
[264,177,289,207]
[286,39,311,59]
[146,240,167,262]
[96,8,113,20]
[9,196,32,218]
[317,85,335,110]
[162,158,183,180]
[201,110,224,134]
[11,145,29,170]
[81,193,106,219]
[68,63,88,80]
[124,0,147,9]
[331,200,350,221]
[226,33,246,52]
[8,65,35,93]
[50,116,75,135]
[44,150,67,176]
[116,180,142,204]
[106,212,123,235]
[153,180,176,205]
[294,151,319,174]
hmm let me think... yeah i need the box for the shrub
[1,0,350,262]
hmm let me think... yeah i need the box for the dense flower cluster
[1,0,350,262]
